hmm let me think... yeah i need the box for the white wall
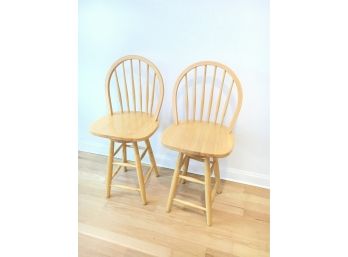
[78,0,269,188]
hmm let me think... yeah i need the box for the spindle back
[172,61,243,132]
[105,55,164,120]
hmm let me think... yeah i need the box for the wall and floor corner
[78,0,269,188]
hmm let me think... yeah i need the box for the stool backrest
[105,55,164,121]
[172,61,243,132]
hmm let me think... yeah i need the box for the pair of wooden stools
[90,55,243,226]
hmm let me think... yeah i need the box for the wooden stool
[162,61,243,225]
[90,55,164,205]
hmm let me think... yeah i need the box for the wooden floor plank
[79,234,155,257]
[79,223,171,257]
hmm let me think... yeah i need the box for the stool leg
[133,142,147,205]
[181,157,190,184]
[122,142,128,172]
[166,152,184,212]
[145,139,159,177]
[106,140,114,198]
[213,158,222,194]
[204,157,212,226]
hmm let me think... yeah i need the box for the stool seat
[161,121,234,158]
[91,112,159,142]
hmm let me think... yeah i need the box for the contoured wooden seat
[162,121,233,157]
[162,61,243,225]
[91,112,159,141]
[90,55,164,205]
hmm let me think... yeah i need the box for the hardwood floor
[78,151,270,257]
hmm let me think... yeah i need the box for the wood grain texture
[161,121,234,157]
[79,151,269,257]
[90,112,159,142]
[79,234,154,257]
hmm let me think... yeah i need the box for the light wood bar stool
[162,61,243,225]
[90,55,164,205]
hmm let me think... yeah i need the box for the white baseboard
[79,141,270,189]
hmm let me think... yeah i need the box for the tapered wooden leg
[166,152,184,212]
[213,158,222,194]
[133,142,147,205]
[181,157,190,184]
[204,157,212,226]
[106,140,114,198]
[122,142,127,172]
[145,139,159,177]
